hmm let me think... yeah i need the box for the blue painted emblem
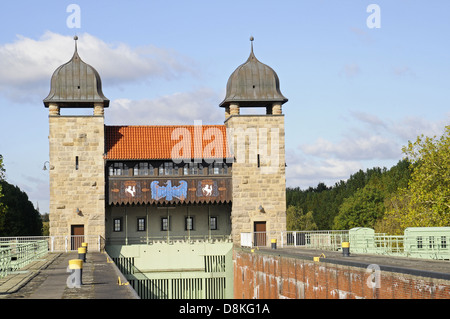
[150,180,188,201]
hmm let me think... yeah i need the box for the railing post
[50,236,54,252]
[280,231,284,248]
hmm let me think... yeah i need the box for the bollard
[271,239,277,249]
[67,259,83,288]
[78,246,87,262]
[342,242,350,257]
[82,242,88,253]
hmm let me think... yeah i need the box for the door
[71,225,84,250]
[254,222,266,247]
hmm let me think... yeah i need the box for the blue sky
[0,1,449,214]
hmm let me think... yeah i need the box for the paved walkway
[0,251,139,299]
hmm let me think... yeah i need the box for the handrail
[105,235,232,246]
[0,240,48,278]
[241,228,450,260]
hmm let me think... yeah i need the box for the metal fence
[0,235,105,279]
[282,230,349,251]
[0,240,48,278]
[241,230,349,251]
[105,235,232,246]
[240,227,450,260]
[0,235,104,253]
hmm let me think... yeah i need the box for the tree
[399,125,450,227]
[0,180,43,236]
[333,184,386,230]
[286,205,318,231]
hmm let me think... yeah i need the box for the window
[161,217,169,231]
[183,163,203,175]
[210,217,218,230]
[209,162,227,175]
[113,218,122,232]
[75,156,79,170]
[417,236,423,249]
[137,218,146,231]
[134,163,154,176]
[441,236,447,249]
[159,162,174,176]
[109,163,129,176]
[185,217,194,231]
[429,236,435,249]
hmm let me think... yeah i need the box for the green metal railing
[0,240,48,278]
[281,230,349,251]
[106,235,232,246]
[243,227,450,260]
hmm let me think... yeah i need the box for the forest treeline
[287,125,450,235]
[0,155,43,236]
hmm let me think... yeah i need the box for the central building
[44,37,288,299]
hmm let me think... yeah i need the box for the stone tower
[43,37,109,250]
[221,38,288,246]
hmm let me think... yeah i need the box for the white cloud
[286,149,362,188]
[349,111,386,129]
[105,88,224,125]
[300,135,400,161]
[287,111,449,189]
[0,31,197,102]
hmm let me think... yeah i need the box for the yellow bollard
[81,242,88,253]
[67,259,83,288]
[271,239,277,249]
[342,242,350,257]
[78,247,87,262]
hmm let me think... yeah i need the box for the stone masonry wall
[49,114,105,246]
[225,115,286,245]
[234,249,450,299]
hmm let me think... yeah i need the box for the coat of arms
[196,180,218,197]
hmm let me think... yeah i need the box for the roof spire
[250,36,254,53]
[74,35,78,53]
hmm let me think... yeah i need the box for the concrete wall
[107,241,234,299]
[233,249,450,299]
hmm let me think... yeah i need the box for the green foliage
[0,180,43,236]
[333,184,386,229]
[391,125,450,228]
[287,159,411,232]
[287,126,449,234]
[286,205,317,231]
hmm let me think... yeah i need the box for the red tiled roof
[105,125,231,160]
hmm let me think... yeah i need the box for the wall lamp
[43,161,54,171]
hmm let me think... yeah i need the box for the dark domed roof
[43,37,109,108]
[220,38,287,108]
